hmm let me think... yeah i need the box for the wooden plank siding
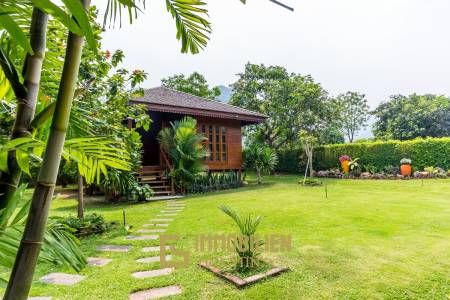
[195,116,242,171]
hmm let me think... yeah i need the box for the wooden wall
[196,116,243,171]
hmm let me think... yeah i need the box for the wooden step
[153,191,172,195]
[152,186,170,190]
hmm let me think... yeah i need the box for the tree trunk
[4,2,89,298]
[308,148,314,177]
[256,167,261,184]
[77,174,84,219]
[0,8,48,211]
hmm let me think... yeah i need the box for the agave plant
[219,205,264,271]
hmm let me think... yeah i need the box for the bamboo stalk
[77,174,84,218]
[4,2,90,298]
[0,8,48,211]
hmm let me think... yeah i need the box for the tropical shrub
[243,143,278,184]
[101,170,153,202]
[187,171,241,193]
[158,117,206,193]
[219,205,264,271]
[53,213,115,238]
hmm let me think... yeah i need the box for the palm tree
[158,116,206,193]
[243,143,278,184]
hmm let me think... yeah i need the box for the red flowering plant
[339,155,351,163]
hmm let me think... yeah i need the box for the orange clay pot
[400,164,412,176]
[341,160,350,174]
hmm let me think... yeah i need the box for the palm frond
[165,0,211,54]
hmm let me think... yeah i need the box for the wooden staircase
[138,166,174,196]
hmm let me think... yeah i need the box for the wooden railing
[160,146,175,195]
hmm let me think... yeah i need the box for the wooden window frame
[200,123,227,163]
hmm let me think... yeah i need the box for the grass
[1,176,450,299]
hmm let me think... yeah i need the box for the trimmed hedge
[314,138,450,171]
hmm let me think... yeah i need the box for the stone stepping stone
[39,273,85,285]
[29,297,52,300]
[129,285,182,300]
[87,257,112,267]
[166,204,185,207]
[136,255,172,263]
[143,223,169,227]
[156,214,177,217]
[132,268,174,279]
[150,218,173,222]
[137,229,166,233]
[126,235,158,241]
[142,245,170,253]
[97,245,132,252]
[160,210,182,213]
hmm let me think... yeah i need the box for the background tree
[334,91,369,143]
[230,63,335,151]
[161,71,221,99]
[372,94,450,140]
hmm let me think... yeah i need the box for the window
[200,123,227,163]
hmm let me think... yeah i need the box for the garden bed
[199,261,288,288]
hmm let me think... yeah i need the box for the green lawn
[2,176,450,299]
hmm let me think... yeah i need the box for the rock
[360,172,372,179]
[316,171,329,178]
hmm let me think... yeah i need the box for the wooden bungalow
[129,86,267,195]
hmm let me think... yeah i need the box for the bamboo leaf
[0,8,33,54]
[15,149,30,176]
[61,0,97,49]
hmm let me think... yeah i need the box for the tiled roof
[130,86,267,124]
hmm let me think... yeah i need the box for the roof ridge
[151,86,267,117]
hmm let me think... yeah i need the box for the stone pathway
[136,255,172,264]
[125,235,159,241]
[97,245,132,252]
[87,257,113,267]
[132,268,174,279]
[142,245,170,253]
[39,273,85,285]
[128,200,186,299]
[129,285,182,300]
[37,199,187,300]
[137,229,166,233]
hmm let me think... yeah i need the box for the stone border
[199,262,288,288]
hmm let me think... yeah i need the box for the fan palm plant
[219,205,264,271]
[158,116,206,193]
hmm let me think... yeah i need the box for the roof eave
[129,100,267,124]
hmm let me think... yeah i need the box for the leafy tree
[373,94,450,140]
[0,1,211,298]
[230,63,336,151]
[158,117,206,193]
[161,71,221,99]
[333,91,369,143]
[243,142,278,184]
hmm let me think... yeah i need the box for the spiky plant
[219,205,264,270]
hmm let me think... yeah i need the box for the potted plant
[400,158,412,176]
[339,155,351,174]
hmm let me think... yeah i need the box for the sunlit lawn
[2,176,450,299]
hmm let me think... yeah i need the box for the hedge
[276,138,450,173]
[316,137,450,171]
